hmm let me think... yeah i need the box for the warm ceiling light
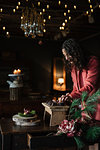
[47,5,49,9]
[74,5,76,9]
[40,12,42,15]
[43,9,45,12]
[61,27,64,30]
[43,29,46,32]
[48,15,51,19]
[91,9,93,12]
[69,16,71,20]
[0,8,3,12]
[64,12,66,16]
[58,1,61,5]
[59,27,62,30]
[88,0,91,3]
[6,31,9,35]
[68,9,70,13]
[21,16,23,19]
[38,2,40,6]
[13,9,16,13]
[65,19,67,23]
[16,6,19,9]
[90,5,92,8]
[43,19,46,22]
[86,11,89,15]
[65,4,67,8]
[99,5,100,8]
[3,26,5,30]
[62,22,65,26]
[60,26,64,30]
[18,2,21,6]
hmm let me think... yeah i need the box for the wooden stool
[42,102,69,126]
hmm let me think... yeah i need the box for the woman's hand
[59,93,73,103]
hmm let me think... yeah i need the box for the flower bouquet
[56,89,100,149]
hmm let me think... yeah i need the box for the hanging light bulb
[43,9,45,12]
[38,2,40,6]
[13,9,16,13]
[90,5,92,9]
[16,6,19,10]
[88,0,91,3]
[0,8,3,12]
[91,9,93,12]
[40,12,42,15]
[69,16,71,20]
[86,11,89,15]
[68,10,70,13]
[18,2,21,6]
[47,5,49,9]
[65,19,68,23]
[43,19,46,23]
[65,4,67,8]
[43,29,46,32]
[64,12,66,16]
[62,22,65,27]
[58,1,61,5]
[3,26,5,30]
[74,5,76,9]
[48,15,51,20]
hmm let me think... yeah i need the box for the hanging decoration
[20,5,44,38]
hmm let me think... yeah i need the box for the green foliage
[81,91,88,102]
[85,105,97,114]
[69,98,81,116]
[70,98,81,108]
[86,89,100,105]
[74,136,85,149]
[69,89,100,120]
[86,126,100,142]
[71,109,82,120]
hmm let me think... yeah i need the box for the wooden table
[0,118,57,150]
[1,118,99,150]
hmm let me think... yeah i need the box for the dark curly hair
[62,38,90,72]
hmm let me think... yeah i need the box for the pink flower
[67,132,74,137]
[24,108,30,115]
[57,119,76,136]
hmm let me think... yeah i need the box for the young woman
[60,38,100,121]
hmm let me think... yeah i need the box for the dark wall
[0,37,62,93]
[0,34,100,94]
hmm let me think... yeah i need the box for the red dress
[69,56,100,120]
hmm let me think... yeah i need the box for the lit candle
[17,69,21,74]
[13,69,18,74]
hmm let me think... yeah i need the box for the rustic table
[0,118,57,150]
[0,118,99,150]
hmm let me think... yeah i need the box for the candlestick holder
[7,73,24,101]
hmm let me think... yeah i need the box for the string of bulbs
[0,0,100,38]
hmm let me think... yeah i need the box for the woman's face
[62,48,75,66]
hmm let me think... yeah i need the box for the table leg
[43,110,46,121]
[2,134,11,150]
